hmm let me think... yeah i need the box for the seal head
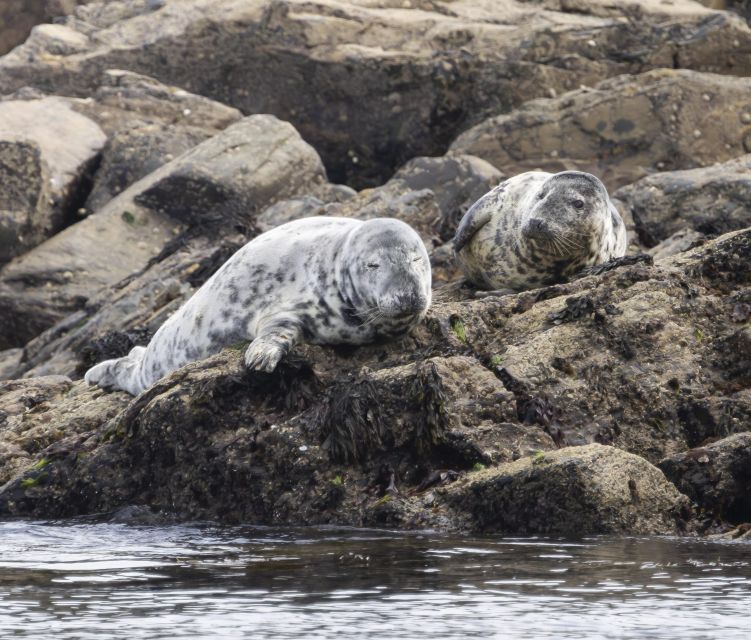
[454,170,627,290]
[338,218,432,334]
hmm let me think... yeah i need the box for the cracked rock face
[450,70,751,191]
[2,0,751,186]
[615,154,751,247]
[1,0,751,535]
[0,98,106,264]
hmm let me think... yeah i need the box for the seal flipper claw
[244,320,302,373]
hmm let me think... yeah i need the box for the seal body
[454,171,627,290]
[85,216,432,395]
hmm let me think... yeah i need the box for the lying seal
[454,171,627,291]
[85,216,432,395]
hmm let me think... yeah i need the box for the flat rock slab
[0,98,106,263]
[450,69,751,190]
[447,444,691,535]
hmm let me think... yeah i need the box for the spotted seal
[454,171,627,291]
[85,216,432,395]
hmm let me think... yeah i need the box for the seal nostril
[526,219,547,235]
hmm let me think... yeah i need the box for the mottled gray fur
[454,171,627,290]
[85,216,432,395]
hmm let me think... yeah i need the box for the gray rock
[615,154,751,247]
[85,123,214,213]
[446,444,691,535]
[659,432,751,524]
[2,0,750,187]
[450,70,751,190]
[0,98,106,263]
[0,115,327,349]
[648,228,707,261]
[326,154,502,244]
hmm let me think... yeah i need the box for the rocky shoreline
[0,0,749,538]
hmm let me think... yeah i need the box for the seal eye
[572,199,585,209]
[367,263,380,270]
[412,256,422,262]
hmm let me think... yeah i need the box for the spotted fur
[85,216,432,395]
[454,171,627,291]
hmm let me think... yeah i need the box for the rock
[648,228,706,261]
[0,115,327,350]
[615,154,751,247]
[0,350,24,383]
[327,154,501,243]
[0,97,106,263]
[85,124,220,214]
[702,0,751,23]
[0,0,91,55]
[0,375,128,486]
[0,70,244,218]
[16,233,245,379]
[659,432,751,524]
[446,444,691,535]
[77,69,243,137]
[132,115,326,228]
[2,1,751,186]
[1,228,750,528]
[450,70,751,190]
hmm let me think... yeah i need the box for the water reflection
[0,522,749,639]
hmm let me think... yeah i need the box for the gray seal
[85,216,432,395]
[454,171,627,291]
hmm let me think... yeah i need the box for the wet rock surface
[1,0,751,535]
[447,444,691,535]
[1,229,749,534]
[659,432,751,525]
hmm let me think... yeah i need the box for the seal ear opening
[453,192,495,253]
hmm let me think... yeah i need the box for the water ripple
[0,522,749,639]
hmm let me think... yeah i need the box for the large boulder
[445,444,691,535]
[2,0,751,186]
[0,228,749,530]
[0,115,327,350]
[659,432,751,524]
[450,69,751,190]
[0,98,106,263]
[80,69,244,212]
[614,154,751,247]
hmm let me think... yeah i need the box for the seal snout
[522,218,552,240]
[383,290,429,318]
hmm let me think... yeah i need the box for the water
[0,522,749,639]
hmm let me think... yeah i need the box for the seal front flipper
[244,317,302,373]
[453,183,506,253]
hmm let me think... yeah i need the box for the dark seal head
[454,170,627,291]
[338,218,432,334]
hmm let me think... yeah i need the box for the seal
[85,216,432,395]
[454,171,627,291]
